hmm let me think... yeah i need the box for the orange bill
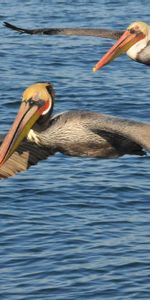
[93,30,145,72]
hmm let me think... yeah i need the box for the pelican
[0,82,150,179]
[93,21,150,72]
[4,21,150,67]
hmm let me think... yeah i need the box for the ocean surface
[0,1,150,299]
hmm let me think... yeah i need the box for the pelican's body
[0,110,147,179]
[4,21,150,66]
[1,83,150,179]
[27,110,147,158]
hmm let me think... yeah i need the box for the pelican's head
[0,82,54,167]
[93,21,149,72]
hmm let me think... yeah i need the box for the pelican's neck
[148,25,150,41]
[127,36,148,61]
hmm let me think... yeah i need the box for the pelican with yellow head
[0,83,54,167]
[1,82,150,179]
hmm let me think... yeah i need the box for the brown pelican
[0,82,150,179]
[93,21,150,72]
[4,21,150,67]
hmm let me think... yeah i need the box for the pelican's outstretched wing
[4,22,123,40]
[0,136,53,179]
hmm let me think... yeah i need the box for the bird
[4,21,150,68]
[0,82,150,179]
[93,21,150,72]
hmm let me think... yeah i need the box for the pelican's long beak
[0,98,48,167]
[93,29,145,72]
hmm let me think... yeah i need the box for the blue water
[0,1,150,299]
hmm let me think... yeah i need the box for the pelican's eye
[27,98,45,108]
[129,28,136,34]
[28,98,36,107]
[36,99,45,108]
[129,26,141,35]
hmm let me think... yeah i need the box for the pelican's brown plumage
[0,136,52,179]
[4,22,123,39]
[0,82,150,179]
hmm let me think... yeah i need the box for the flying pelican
[93,21,150,71]
[0,82,150,179]
[4,21,150,67]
